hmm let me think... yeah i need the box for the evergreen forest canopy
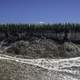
[0,23,80,44]
[0,23,80,32]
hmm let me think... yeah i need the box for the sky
[0,0,80,24]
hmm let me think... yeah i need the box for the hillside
[0,24,80,80]
[0,39,80,59]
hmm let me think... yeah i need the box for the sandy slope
[0,54,80,80]
[0,40,80,80]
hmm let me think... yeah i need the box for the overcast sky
[0,0,80,24]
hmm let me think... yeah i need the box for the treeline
[0,23,80,44]
[0,23,80,32]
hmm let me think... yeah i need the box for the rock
[63,42,80,57]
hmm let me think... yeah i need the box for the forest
[0,23,80,43]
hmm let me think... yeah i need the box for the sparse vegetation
[1,39,80,59]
